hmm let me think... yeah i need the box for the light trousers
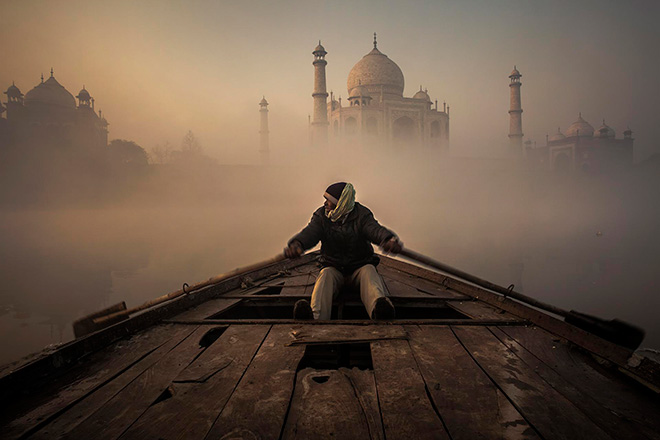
[310,264,388,320]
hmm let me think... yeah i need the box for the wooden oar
[73,253,287,337]
[398,248,645,350]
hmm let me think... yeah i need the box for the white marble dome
[413,87,431,101]
[347,46,404,98]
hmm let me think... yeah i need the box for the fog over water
[1,147,659,365]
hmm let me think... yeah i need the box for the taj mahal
[310,34,450,150]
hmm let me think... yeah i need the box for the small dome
[565,113,594,137]
[509,66,521,78]
[347,44,404,98]
[24,75,76,109]
[412,87,431,101]
[595,120,615,138]
[77,87,91,100]
[259,96,268,106]
[349,85,371,98]
[313,42,326,54]
[549,128,566,142]
[5,83,22,97]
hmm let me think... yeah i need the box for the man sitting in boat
[284,182,402,320]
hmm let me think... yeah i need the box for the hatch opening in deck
[298,342,373,371]
[206,298,471,320]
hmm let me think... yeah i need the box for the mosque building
[525,113,634,174]
[0,69,109,151]
[311,34,450,150]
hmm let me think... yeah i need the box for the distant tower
[259,96,270,160]
[508,66,523,155]
[311,41,329,147]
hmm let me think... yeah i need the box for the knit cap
[324,182,347,204]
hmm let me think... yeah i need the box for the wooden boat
[1,251,659,439]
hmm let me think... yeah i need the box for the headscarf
[326,182,355,222]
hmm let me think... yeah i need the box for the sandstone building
[0,70,108,151]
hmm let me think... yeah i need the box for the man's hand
[284,241,304,259]
[380,236,403,254]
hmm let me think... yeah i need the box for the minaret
[508,66,523,155]
[311,41,329,147]
[259,96,269,160]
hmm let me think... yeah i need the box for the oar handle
[93,253,287,325]
[397,248,569,318]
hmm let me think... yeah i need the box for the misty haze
[1,0,659,367]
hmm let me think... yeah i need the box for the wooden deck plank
[280,273,313,296]
[381,256,635,367]
[382,276,423,297]
[1,324,190,440]
[173,298,241,320]
[448,300,518,320]
[406,325,539,440]
[62,326,215,440]
[28,325,198,440]
[494,325,660,439]
[281,367,383,440]
[204,325,306,440]
[118,325,270,440]
[287,325,408,346]
[453,326,616,440]
[378,264,469,299]
[371,338,450,440]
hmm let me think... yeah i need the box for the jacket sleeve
[288,209,324,250]
[360,208,396,245]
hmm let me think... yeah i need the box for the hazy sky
[1,0,658,162]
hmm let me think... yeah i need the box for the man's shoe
[372,297,395,320]
[293,299,313,320]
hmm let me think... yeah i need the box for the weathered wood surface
[61,326,216,440]
[406,325,539,439]
[448,300,518,321]
[371,338,450,440]
[281,367,383,440]
[493,325,660,439]
[27,325,198,440]
[118,325,270,440]
[378,263,469,299]
[381,256,635,367]
[279,262,319,296]
[453,326,616,440]
[0,253,319,403]
[287,324,408,346]
[1,324,194,440]
[173,298,241,320]
[279,273,314,296]
[204,325,306,440]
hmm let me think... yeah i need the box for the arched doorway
[554,152,571,174]
[393,117,414,143]
[430,120,440,138]
[366,118,378,136]
[345,117,357,135]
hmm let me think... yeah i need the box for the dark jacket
[289,202,395,273]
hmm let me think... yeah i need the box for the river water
[1,161,658,366]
